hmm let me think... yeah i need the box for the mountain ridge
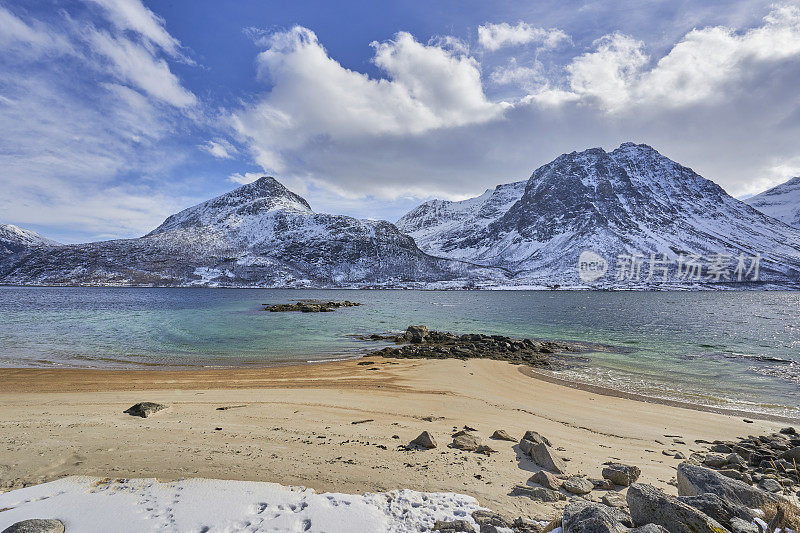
[398,142,800,285]
[3,143,800,288]
[745,176,800,228]
[0,178,498,287]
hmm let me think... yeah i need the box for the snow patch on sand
[0,476,482,532]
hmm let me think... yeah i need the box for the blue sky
[1,0,799,242]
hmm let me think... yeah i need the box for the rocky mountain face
[4,146,800,288]
[398,143,800,286]
[396,181,526,259]
[745,176,800,228]
[0,224,59,260]
[0,177,497,287]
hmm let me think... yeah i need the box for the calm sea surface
[1,287,798,418]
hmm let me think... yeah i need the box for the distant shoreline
[0,356,796,423]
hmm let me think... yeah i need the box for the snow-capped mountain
[745,176,800,228]
[399,143,800,286]
[0,177,498,287]
[396,181,526,259]
[0,224,59,259]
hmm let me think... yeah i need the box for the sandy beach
[0,357,787,521]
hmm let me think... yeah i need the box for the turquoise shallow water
[0,287,798,419]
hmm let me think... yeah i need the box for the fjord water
[0,287,798,418]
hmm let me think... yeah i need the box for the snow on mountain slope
[396,181,526,259]
[0,177,497,287]
[0,224,59,259]
[745,176,800,228]
[398,143,800,286]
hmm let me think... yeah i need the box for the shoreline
[519,366,799,424]
[0,356,787,519]
[0,357,796,423]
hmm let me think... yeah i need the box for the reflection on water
[0,287,798,418]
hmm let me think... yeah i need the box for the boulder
[124,402,167,418]
[678,493,755,530]
[704,454,729,468]
[758,478,782,493]
[490,430,516,441]
[405,325,429,343]
[1,520,65,533]
[626,483,730,533]
[677,463,779,508]
[410,431,437,449]
[728,518,759,533]
[529,442,567,474]
[628,526,670,533]
[562,501,627,533]
[511,485,566,502]
[780,427,797,435]
[591,478,616,490]
[602,463,641,486]
[451,433,481,451]
[601,492,627,508]
[471,510,512,533]
[780,446,800,462]
[522,430,552,447]
[528,470,562,490]
[432,520,475,532]
[562,476,594,495]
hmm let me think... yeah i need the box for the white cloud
[478,22,570,51]
[200,139,238,159]
[85,0,188,61]
[566,33,648,110]
[563,5,800,111]
[490,58,545,89]
[0,3,199,240]
[232,26,505,173]
[86,29,197,108]
[227,6,800,205]
[228,172,262,184]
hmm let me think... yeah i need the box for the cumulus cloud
[232,26,506,173]
[478,22,570,51]
[229,6,800,204]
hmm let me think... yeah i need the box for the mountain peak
[148,176,312,236]
[745,175,800,228]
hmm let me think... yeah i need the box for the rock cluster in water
[263,300,361,313]
[364,325,571,367]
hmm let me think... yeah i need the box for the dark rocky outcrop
[264,300,360,312]
[528,442,567,474]
[627,483,730,533]
[511,485,565,502]
[432,520,475,532]
[410,431,437,449]
[602,463,641,487]
[364,326,579,368]
[677,493,755,531]
[561,501,627,533]
[124,402,167,418]
[677,463,779,508]
[562,476,593,495]
[490,430,516,442]
[1,519,65,533]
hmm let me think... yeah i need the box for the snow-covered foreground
[0,477,484,532]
